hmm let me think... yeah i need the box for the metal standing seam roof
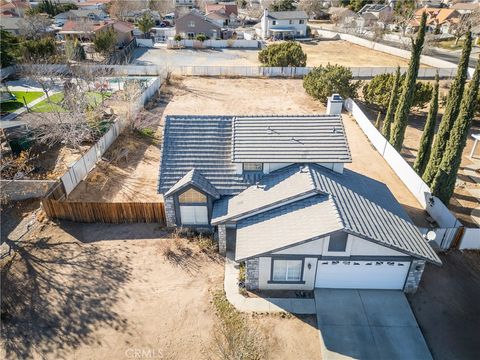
[232,115,352,163]
[267,10,309,20]
[228,164,441,265]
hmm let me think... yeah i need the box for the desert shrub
[174,34,182,42]
[303,64,359,102]
[210,291,266,359]
[258,41,307,67]
[363,73,433,109]
[195,33,208,42]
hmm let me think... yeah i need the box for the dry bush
[0,151,35,180]
[209,291,266,360]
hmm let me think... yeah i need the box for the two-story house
[175,10,222,39]
[158,114,441,294]
[258,9,308,40]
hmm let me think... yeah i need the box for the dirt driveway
[408,250,480,360]
[1,214,321,360]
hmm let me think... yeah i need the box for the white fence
[60,76,163,195]
[167,39,260,48]
[136,38,154,48]
[459,229,480,250]
[170,65,455,79]
[314,29,474,77]
[345,98,480,249]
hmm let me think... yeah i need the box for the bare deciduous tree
[20,14,52,39]
[450,9,480,45]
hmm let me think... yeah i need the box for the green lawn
[31,92,111,113]
[0,91,45,113]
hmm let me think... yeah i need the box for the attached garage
[315,260,411,290]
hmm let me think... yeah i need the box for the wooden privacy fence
[42,182,166,224]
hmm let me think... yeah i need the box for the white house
[158,114,441,294]
[257,9,308,40]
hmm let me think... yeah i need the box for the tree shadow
[1,232,132,358]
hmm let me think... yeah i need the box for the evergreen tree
[389,12,427,151]
[422,31,473,185]
[413,72,439,176]
[430,59,480,204]
[375,112,382,129]
[382,67,401,139]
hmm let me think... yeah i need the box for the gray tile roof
[267,10,309,20]
[231,164,441,265]
[236,195,343,261]
[164,168,220,199]
[211,165,321,224]
[232,115,352,163]
[159,116,251,196]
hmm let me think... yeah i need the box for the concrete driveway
[315,289,432,360]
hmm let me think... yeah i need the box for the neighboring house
[358,3,392,20]
[58,19,130,46]
[451,2,480,14]
[158,115,441,294]
[112,20,134,45]
[205,2,238,25]
[175,0,195,8]
[258,9,308,40]
[152,26,176,42]
[0,16,22,34]
[0,0,30,17]
[175,11,222,39]
[55,9,109,23]
[76,0,111,10]
[411,8,461,34]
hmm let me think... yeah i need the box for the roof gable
[165,168,220,199]
[267,10,308,20]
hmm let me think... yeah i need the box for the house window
[272,259,303,282]
[187,32,195,39]
[289,20,293,24]
[179,188,207,203]
[272,20,276,25]
[188,20,195,27]
[328,232,348,252]
[243,163,263,172]
[299,19,305,24]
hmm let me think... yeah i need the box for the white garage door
[315,260,410,290]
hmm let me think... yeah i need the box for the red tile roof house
[158,115,441,294]
[410,8,461,34]
[205,2,239,26]
[58,19,133,46]
[0,0,30,17]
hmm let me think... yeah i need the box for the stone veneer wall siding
[218,224,226,255]
[165,196,176,227]
[245,258,259,290]
[404,259,426,294]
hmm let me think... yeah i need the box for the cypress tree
[430,58,480,204]
[375,111,382,130]
[413,72,439,176]
[422,31,473,185]
[382,67,401,139]
[389,12,427,151]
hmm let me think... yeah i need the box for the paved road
[315,289,432,360]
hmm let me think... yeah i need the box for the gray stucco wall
[404,259,426,294]
[245,258,259,290]
[175,13,222,39]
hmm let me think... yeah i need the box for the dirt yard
[408,250,480,360]
[300,40,411,67]
[133,40,413,68]
[358,88,480,228]
[0,210,321,360]
[71,77,428,225]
